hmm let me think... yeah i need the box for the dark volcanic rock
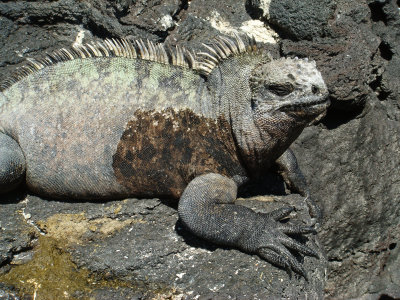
[267,0,336,41]
[0,192,36,267]
[1,0,400,299]
[0,195,325,299]
[292,100,400,299]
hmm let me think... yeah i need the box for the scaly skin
[0,37,329,278]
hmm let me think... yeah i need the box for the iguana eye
[266,83,294,96]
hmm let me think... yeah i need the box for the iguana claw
[255,206,318,278]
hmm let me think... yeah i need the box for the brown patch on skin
[112,109,247,198]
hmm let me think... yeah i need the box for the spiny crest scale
[0,34,258,91]
[196,33,258,75]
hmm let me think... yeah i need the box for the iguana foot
[178,173,318,279]
[256,206,318,279]
[0,133,26,193]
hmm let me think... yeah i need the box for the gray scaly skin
[0,36,329,278]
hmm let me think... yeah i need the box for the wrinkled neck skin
[236,109,311,175]
[207,55,312,176]
[251,111,310,169]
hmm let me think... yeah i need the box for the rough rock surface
[0,0,399,299]
[0,194,324,299]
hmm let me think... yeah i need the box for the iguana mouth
[277,95,330,113]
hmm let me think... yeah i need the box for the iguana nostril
[311,85,319,94]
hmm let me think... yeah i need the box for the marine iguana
[0,35,329,278]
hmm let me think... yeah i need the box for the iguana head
[249,57,329,126]
[193,35,329,170]
[230,56,330,170]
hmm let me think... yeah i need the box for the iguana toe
[305,195,323,222]
[277,223,317,235]
[250,206,319,278]
[258,246,307,280]
[258,247,292,273]
[267,206,295,220]
[278,235,319,258]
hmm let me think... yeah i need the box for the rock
[0,192,37,267]
[0,195,325,299]
[292,99,400,299]
[252,0,336,41]
[167,0,280,51]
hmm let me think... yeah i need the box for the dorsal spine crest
[0,34,259,91]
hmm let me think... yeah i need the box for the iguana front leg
[0,133,26,193]
[178,173,318,278]
[276,149,322,222]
